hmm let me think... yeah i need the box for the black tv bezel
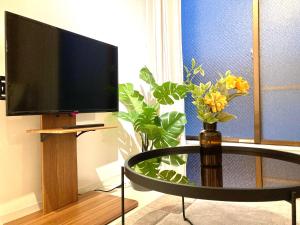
[5,11,119,116]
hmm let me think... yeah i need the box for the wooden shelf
[20,114,132,224]
[5,192,138,225]
[27,125,117,134]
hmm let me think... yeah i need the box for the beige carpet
[121,194,300,225]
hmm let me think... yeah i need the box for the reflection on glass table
[122,146,300,225]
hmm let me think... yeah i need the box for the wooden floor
[5,192,138,225]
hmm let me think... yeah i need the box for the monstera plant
[119,67,188,151]
[119,67,190,184]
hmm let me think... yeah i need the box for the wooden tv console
[6,114,137,225]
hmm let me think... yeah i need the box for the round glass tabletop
[125,146,300,202]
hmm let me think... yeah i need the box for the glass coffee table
[121,146,300,225]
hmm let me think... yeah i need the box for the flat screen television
[5,11,118,116]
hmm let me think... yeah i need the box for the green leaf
[217,81,228,96]
[134,107,158,132]
[196,104,209,121]
[153,116,161,126]
[199,82,210,93]
[197,114,205,122]
[134,158,161,178]
[205,81,211,89]
[161,112,187,137]
[152,102,160,112]
[193,65,205,76]
[202,112,219,124]
[191,58,196,69]
[227,92,248,102]
[225,70,232,77]
[162,154,186,166]
[206,117,219,123]
[119,83,145,114]
[141,112,186,149]
[186,72,191,81]
[187,83,196,92]
[217,112,237,122]
[134,159,190,184]
[142,124,163,140]
[139,67,158,88]
[184,65,189,74]
[191,85,205,98]
[158,170,189,184]
[151,112,187,148]
[117,111,138,123]
[153,82,188,105]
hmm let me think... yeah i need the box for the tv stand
[28,121,112,142]
[9,114,138,225]
[62,123,105,129]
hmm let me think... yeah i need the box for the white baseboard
[0,201,41,225]
[78,182,102,194]
[1,162,129,224]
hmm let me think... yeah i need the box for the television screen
[5,11,118,116]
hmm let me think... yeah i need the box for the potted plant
[184,58,250,149]
[119,67,190,186]
[182,59,250,186]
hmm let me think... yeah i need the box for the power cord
[94,184,122,193]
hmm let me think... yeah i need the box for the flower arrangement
[184,59,250,124]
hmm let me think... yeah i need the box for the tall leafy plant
[119,67,187,152]
[119,67,190,184]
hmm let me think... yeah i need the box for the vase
[199,122,223,187]
[199,122,222,150]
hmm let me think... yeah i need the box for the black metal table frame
[121,146,300,225]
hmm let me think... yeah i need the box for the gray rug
[122,194,300,225]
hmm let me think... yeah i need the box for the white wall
[0,0,147,223]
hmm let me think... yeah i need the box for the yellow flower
[225,74,237,89]
[235,77,250,93]
[204,91,227,113]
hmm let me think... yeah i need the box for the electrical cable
[94,184,122,193]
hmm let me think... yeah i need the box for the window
[260,0,300,145]
[182,0,300,146]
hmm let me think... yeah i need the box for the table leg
[291,192,296,225]
[182,196,193,225]
[121,167,125,225]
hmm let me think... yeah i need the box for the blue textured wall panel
[262,90,300,141]
[182,0,254,138]
[260,0,300,141]
[260,0,300,86]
